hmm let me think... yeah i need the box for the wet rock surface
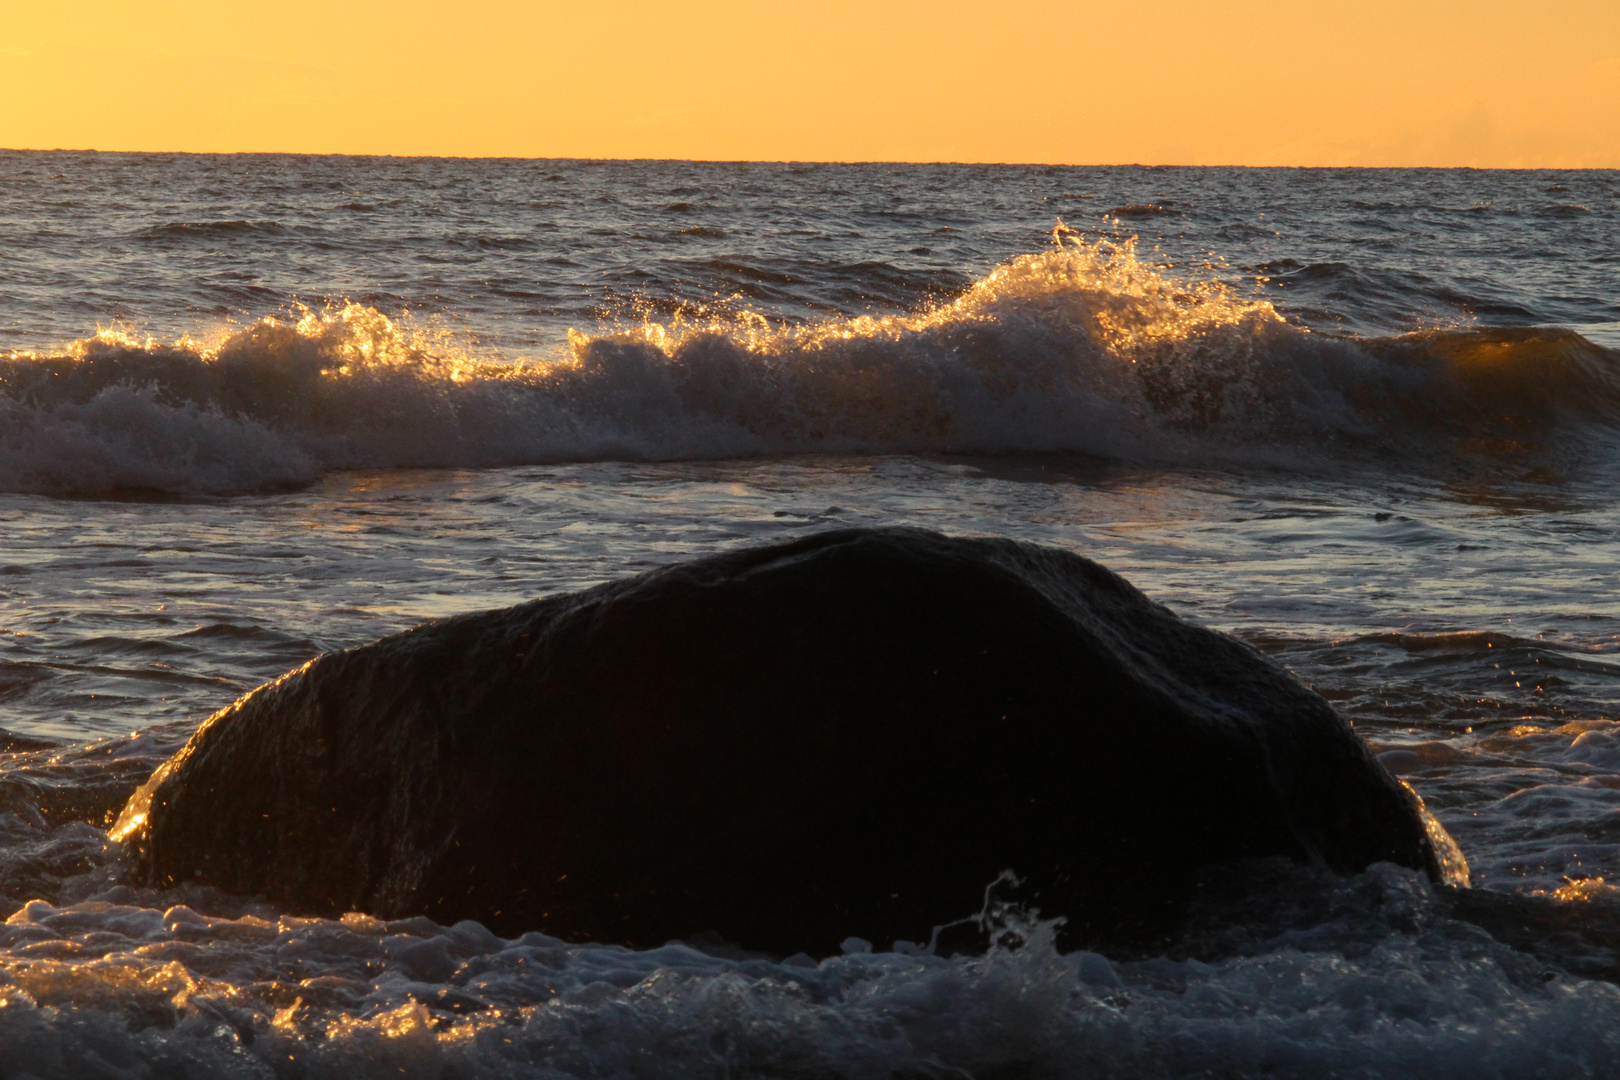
[115,527,1455,955]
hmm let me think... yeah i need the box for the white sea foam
[3,239,1612,497]
[3,731,1620,1079]
[0,856,1618,1078]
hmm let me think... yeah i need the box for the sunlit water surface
[1,155,1619,1076]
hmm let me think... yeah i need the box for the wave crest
[1,239,1615,496]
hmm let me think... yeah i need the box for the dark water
[2,154,1620,1076]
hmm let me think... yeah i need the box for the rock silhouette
[115,527,1463,955]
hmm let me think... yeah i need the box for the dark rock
[113,527,1465,955]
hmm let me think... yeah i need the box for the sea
[0,153,1618,1077]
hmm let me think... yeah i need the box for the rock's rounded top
[117,526,1462,956]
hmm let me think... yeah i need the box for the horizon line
[1,148,1612,172]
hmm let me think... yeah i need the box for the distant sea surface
[2,153,1620,1076]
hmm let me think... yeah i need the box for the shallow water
[2,156,1620,1075]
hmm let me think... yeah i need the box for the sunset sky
[3,0,1617,166]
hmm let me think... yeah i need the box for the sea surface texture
[1,153,1619,1076]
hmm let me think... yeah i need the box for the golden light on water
[1546,877,1616,902]
[580,234,1281,367]
[2,1,1615,165]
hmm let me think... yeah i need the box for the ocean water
[1,153,1620,1076]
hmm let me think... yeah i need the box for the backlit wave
[1,236,1616,496]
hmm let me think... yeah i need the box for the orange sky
[2,0,1617,166]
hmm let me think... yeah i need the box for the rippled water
[2,154,1620,1076]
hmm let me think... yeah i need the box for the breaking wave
[2,235,1617,496]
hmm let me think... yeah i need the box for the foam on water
[7,654,1620,1075]
[1,825,1619,1079]
[3,235,1616,497]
